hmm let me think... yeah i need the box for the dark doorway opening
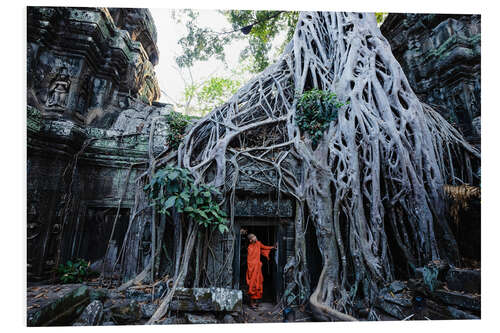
[239,225,278,303]
[79,207,130,262]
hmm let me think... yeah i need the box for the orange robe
[246,240,274,300]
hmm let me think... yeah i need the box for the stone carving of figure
[46,67,71,109]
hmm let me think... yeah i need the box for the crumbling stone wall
[381,13,481,144]
[27,7,161,127]
[27,7,165,282]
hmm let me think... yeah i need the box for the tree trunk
[176,11,479,320]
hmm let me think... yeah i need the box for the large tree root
[174,11,479,321]
[117,11,479,323]
[309,264,357,321]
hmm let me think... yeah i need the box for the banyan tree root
[152,11,480,322]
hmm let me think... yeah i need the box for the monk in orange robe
[245,233,277,308]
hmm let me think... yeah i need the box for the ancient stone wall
[27,7,161,128]
[27,101,172,281]
[381,13,481,144]
[27,6,167,282]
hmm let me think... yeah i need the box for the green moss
[27,106,43,132]
[423,33,481,62]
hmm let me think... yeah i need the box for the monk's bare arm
[259,242,276,250]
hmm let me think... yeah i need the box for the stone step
[27,284,91,326]
[445,267,481,294]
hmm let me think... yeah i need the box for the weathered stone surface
[26,6,167,283]
[27,284,90,326]
[140,303,159,319]
[433,289,480,313]
[28,7,160,127]
[446,306,479,319]
[185,313,219,324]
[389,280,407,294]
[108,299,142,324]
[381,14,480,144]
[125,288,152,302]
[170,288,243,312]
[234,195,293,217]
[89,288,109,302]
[375,286,412,319]
[27,102,170,282]
[222,313,237,323]
[108,8,159,66]
[446,268,481,294]
[73,300,104,326]
[159,316,188,325]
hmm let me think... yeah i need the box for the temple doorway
[77,207,129,262]
[234,219,284,304]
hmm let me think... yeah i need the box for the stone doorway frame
[232,217,288,304]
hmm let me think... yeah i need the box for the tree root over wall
[119,12,479,323]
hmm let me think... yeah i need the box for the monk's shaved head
[247,233,256,240]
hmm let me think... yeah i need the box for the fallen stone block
[185,313,219,324]
[140,303,159,319]
[73,300,104,326]
[433,289,480,313]
[27,284,90,326]
[160,315,188,325]
[223,314,237,323]
[108,299,142,324]
[389,280,407,294]
[170,288,243,312]
[446,268,481,294]
[446,306,479,319]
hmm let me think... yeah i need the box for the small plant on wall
[295,89,346,148]
[164,111,193,150]
[144,165,229,233]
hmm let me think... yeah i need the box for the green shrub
[144,165,229,233]
[295,89,345,148]
[57,259,92,284]
[164,112,192,150]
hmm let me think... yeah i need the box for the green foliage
[164,112,192,150]
[172,9,298,74]
[196,77,241,115]
[181,76,242,116]
[174,10,233,68]
[174,10,387,74]
[225,10,298,73]
[295,89,345,148]
[375,12,388,26]
[57,259,92,284]
[144,165,229,233]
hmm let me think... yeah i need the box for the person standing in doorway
[245,233,277,309]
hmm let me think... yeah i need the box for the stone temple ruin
[27,8,481,325]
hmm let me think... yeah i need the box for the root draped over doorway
[115,12,479,324]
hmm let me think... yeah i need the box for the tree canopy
[173,10,388,74]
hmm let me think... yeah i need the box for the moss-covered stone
[27,284,90,326]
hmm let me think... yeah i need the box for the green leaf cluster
[173,9,298,74]
[295,89,345,148]
[164,112,192,150]
[174,10,233,68]
[195,76,241,115]
[375,12,388,26]
[225,10,298,73]
[57,259,92,284]
[173,10,387,74]
[144,166,229,234]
